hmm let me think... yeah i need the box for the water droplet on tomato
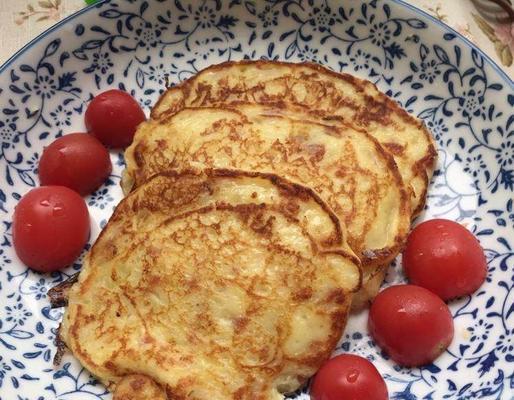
[53,202,65,217]
[39,200,50,207]
[346,368,359,383]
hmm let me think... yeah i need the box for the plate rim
[0,0,512,89]
[0,0,512,397]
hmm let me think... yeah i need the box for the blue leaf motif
[0,338,16,350]
[493,370,504,385]
[434,45,450,63]
[140,1,149,15]
[458,383,472,396]
[419,43,429,61]
[43,39,61,59]
[405,18,427,29]
[472,48,484,68]
[72,48,87,60]
[19,65,35,73]
[8,329,34,340]
[75,24,85,36]
[360,3,368,19]
[285,41,296,59]
[506,301,514,320]
[488,83,503,91]
[9,85,25,94]
[454,45,461,66]
[10,69,19,82]
[418,108,436,119]
[20,374,39,380]
[499,255,511,271]
[405,96,418,108]
[478,351,498,376]
[424,364,441,373]
[53,362,73,380]
[11,359,25,369]
[345,26,358,39]
[100,9,123,18]
[91,25,111,35]
[136,68,145,89]
[23,351,42,359]
[18,170,35,187]
[59,51,70,67]
[11,376,19,389]
[383,3,391,18]
[447,379,457,391]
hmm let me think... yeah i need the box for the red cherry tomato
[368,285,454,367]
[85,89,146,148]
[310,354,388,400]
[38,133,112,196]
[403,219,487,301]
[13,186,90,272]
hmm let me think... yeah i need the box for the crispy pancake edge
[60,171,362,398]
[151,60,436,216]
[127,105,411,270]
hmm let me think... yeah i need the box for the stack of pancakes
[60,61,436,400]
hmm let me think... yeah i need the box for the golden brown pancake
[123,103,410,306]
[60,170,361,399]
[151,60,436,216]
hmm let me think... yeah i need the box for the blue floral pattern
[0,0,512,398]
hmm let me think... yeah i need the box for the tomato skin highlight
[38,133,112,196]
[85,89,146,148]
[310,354,388,400]
[12,186,90,272]
[403,219,487,301]
[368,285,454,367]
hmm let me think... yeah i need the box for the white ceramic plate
[0,1,513,398]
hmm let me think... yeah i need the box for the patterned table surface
[0,0,513,78]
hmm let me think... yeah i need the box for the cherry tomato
[85,89,146,148]
[310,354,388,400]
[13,186,90,272]
[403,219,487,301]
[368,285,454,367]
[38,133,112,196]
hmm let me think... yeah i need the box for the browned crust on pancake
[153,59,425,132]
[64,184,360,397]
[53,324,67,366]
[134,105,410,269]
[151,60,437,219]
[113,374,168,400]
[205,168,349,253]
[93,182,360,286]
[55,170,361,317]
[362,131,410,263]
[67,168,362,297]
[119,167,357,264]
[411,122,438,216]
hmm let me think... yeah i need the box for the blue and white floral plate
[0,0,513,399]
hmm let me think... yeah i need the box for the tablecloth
[0,0,512,78]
